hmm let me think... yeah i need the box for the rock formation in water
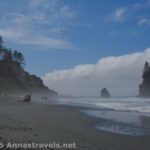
[139,62,150,97]
[101,88,111,98]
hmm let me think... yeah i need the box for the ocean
[56,97,150,136]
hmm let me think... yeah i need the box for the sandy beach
[0,97,150,150]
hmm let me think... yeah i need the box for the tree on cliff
[0,35,4,50]
[144,61,150,72]
[139,61,150,97]
[0,35,4,57]
[2,49,13,61]
[13,50,25,66]
[0,35,25,67]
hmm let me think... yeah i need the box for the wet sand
[0,97,150,150]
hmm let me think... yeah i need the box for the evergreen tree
[13,51,25,66]
[2,49,13,61]
[0,35,4,50]
[0,35,4,57]
[0,35,25,67]
[17,52,25,66]
[144,61,150,72]
[13,50,18,62]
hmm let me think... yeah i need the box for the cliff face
[0,61,57,96]
[139,62,150,97]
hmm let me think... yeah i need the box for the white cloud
[42,48,150,97]
[0,0,78,49]
[109,1,150,23]
[28,0,77,26]
[112,7,127,22]
[59,5,77,20]
[0,29,75,49]
[137,18,150,26]
[29,0,46,9]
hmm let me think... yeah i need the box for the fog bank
[43,48,150,97]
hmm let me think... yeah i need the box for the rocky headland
[139,62,150,97]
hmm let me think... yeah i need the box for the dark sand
[0,97,150,150]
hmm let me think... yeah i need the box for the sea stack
[139,62,150,97]
[101,88,111,98]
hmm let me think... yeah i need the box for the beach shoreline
[0,97,150,150]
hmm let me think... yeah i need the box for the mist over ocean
[56,97,150,136]
[57,97,150,115]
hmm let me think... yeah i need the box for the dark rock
[101,88,111,98]
[139,62,150,97]
[0,61,57,96]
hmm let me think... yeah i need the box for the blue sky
[0,0,150,76]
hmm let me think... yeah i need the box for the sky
[0,0,150,96]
